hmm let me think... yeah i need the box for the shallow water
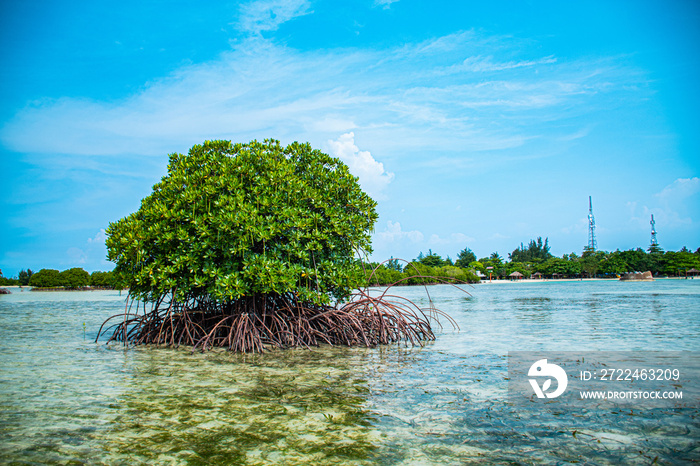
[1,280,698,464]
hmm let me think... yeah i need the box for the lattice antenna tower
[650,214,658,247]
[587,196,597,251]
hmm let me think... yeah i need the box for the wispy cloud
[65,229,109,269]
[373,0,400,9]
[237,0,313,34]
[370,220,426,261]
[627,178,700,232]
[455,55,557,73]
[428,232,475,247]
[376,221,424,243]
[655,177,700,202]
[0,30,646,177]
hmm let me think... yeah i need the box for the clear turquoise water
[1,279,698,464]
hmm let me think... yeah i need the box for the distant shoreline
[476,276,695,284]
[1,277,694,296]
[0,286,118,292]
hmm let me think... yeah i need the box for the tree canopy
[100,139,447,352]
[29,269,62,288]
[60,268,90,289]
[417,250,449,267]
[454,247,476,268]
[509,237,552,263]
[106,139,378,305]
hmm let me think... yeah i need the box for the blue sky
[1,0,699,276]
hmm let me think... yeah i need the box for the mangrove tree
[98,139,448,352]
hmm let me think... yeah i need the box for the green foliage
[478,252,505,278]
[509,237,552,263]
[501,243,700,279]
[365,261,479,286]
[0,269,15,286]
[59,268,90,289]
[90,271,116,288]
[505,261,530,277]
[580,247,604,277]
[29,269,62,288]
[18,269,33,286]
[598,251,628,276]
[617,248,651,273]
[365,263,405,285]
[647,243,664,255]
[106,139,378,305]
[0,276,16,286]
[417,250,448,267]
[659,251,700,276]
[454,247,476,268]
[385,258,403,272]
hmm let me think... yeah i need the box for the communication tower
[587,196,597,251]
[650,214,658,247]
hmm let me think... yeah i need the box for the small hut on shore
[551,273,562,280]
[509,271,524,281]
[687,268,699,278]
[531,272,543,280]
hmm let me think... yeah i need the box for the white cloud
[558,126,591,142]
[66,247,87,265]
[456,55,557,73]
[655,177,700,201]
[626,179,700,233]
[65,229,110,270]
[631,203,692,231]
[327,132,394,199]
[87,229,107,245]
[374,0,400,9]
[237,0,312,34]
[370,220,425,261]
[428,232,475,246]
[561,218,588,235]
[376,221,423,243]
[0,30,645,176]
[307,117,357,133]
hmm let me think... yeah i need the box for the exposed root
[97,263,466,353]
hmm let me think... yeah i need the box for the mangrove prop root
[97,260,466,353]
[96,288,459,353]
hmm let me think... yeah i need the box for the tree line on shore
[364,238,700,285]
[2,238,699,290]
[0,268,117,289]
[364,256,481,286]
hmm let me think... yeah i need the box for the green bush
[60,268,90,289]
[29,269,62,288]
[364,262,479,286]
[106,139,378,305]
[90,271,116,288]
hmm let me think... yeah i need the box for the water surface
[1,279,698,464]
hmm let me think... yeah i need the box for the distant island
[0,268,117,290]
